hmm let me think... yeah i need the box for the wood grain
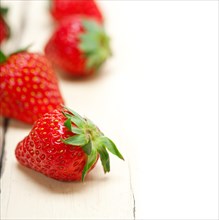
[0,1,134,219]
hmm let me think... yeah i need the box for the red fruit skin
[0,15,9,44]
[51,0,103,23]
[0,52,64,124]
[15,109,97,181]
[45,16,93,77]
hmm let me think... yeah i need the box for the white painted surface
[1,121,133,220]
[0,1,218,220]
[0,1,133,219]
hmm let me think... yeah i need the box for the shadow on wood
[8,119,32,130]
[16,163,108,194]
[56,61,113,83]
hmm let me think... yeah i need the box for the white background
[1,0,218,219]
[102,1,218,219]
[126,1,218,219]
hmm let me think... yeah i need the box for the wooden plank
[0,0,32,180]
[0,0,29,53]
[1,123,133,219]
[1,1,216,219]
[0,1,134,219]
[0,118,7,178]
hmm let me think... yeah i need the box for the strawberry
[0,50,64,124]
[45,16,111,77]
[0,7,10,44]
[50,0,103,23]
[15,106,124,181]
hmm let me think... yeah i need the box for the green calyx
[0,50,7,63]
[61,106,124,181]
[79,19,112,72]
[0,45,32,64]
[0,7,8,16]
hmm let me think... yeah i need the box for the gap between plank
[0,118,9,181]
[0,0,29,187]
[128,161,136,220]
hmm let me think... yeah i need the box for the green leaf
[70,116,84,128]
[97,147,110,173]
[0,7,8,16]
[62,112,70,118]
[82,149,97,181]
[71,126,83,135]
[0,51,7,63]
[64,118,82,134]
[82,140,92,155]
[85,118,99,130]
[62,134,88,146]
[99,136,124,160]
[62,109,84,128]
[86,53,101,70]
[79,33,99,52]
[64,118,72,131]
[63,106,85,128]
[64,106,85,122]
[78,18,111,72]
[82,19,102,33]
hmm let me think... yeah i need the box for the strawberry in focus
[15,106,124,181]
[0,50,64,124]
[0,7,10,44]
[45,16,111,77]
[50,0,103,23]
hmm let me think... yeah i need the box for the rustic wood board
[1,1,218,219]
[0,1,134,219]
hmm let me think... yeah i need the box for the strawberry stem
[0,7,8,16]
[0,45,33,64]
[61,106,124,181]
[0,50,7,63]
[79,18,112,72]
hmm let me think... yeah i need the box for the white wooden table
[0,1,218,220]
[0,1,135,219]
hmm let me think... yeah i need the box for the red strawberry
[15,106,124,181]
[0,50,64,124]
[0,7,10,44]
[50,0,103,23]
[45,16,111,77]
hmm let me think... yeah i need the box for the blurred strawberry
[50,0,103,23]
[45,16,111,77]
[0,50,64,124]
[0,7,10,44]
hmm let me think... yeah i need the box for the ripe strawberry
[0,7,10,44]
[45,16,111,77]
[15,106,124,181]
[50,0,103,23]
[0,50,64,124]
